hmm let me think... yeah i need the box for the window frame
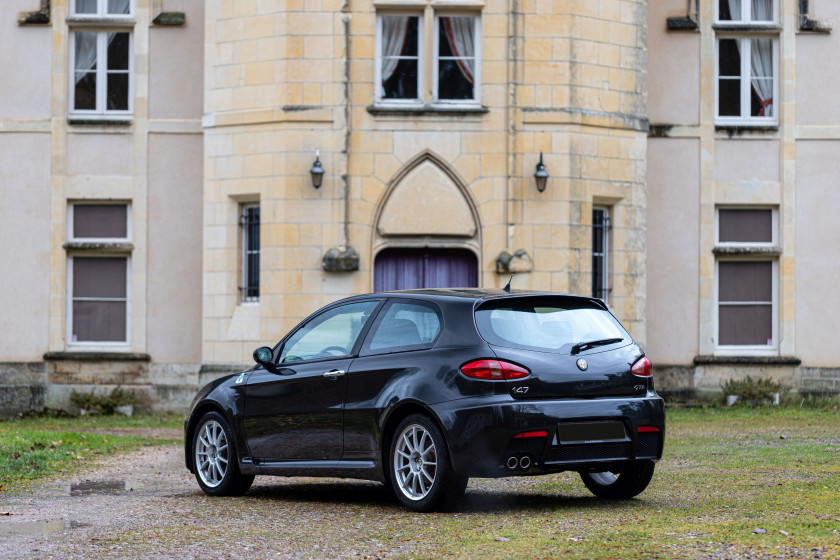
[66,254,132,350]
[373,8,482,109]
[432,13,481,106]
[714,35,779,125]
[68,29,134,119]
[71,0,134,17]
[592,206,611,304]
[714,0,778,25]
[359,298,444,356]
[374,12,424,106]
[713,258,778,354]
[715,206,778,247]
[713,205,779,355]
[67,201,132,243]
[239,204,260,304]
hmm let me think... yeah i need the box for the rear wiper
[571,338,624,355]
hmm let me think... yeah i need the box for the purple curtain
[374,248,478,292]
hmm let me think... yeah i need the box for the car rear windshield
[474,296,630,354]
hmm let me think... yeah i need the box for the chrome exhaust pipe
[506,456,519,470]
[519,455,532,470]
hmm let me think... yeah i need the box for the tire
[580,460,655,499]
[389,414,467,512]
[192,411,255,497]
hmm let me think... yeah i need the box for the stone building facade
[1,0,837,417]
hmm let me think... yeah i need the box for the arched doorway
[374,248,478,292]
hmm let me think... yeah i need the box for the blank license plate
[556,421,627,444]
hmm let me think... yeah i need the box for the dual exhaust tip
[506,454,533,470]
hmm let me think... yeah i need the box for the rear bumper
[431,393,665,477]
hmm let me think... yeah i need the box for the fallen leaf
[495,537,510,542]
[780,435,787,440]
[779,530,790,536]
[753,528,767,534]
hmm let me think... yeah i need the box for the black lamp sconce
[534,152,549,193]
[310,149,325,189]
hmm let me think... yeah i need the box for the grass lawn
[0,413,183,492]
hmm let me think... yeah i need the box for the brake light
[514,431,548,438]
[638,426,660,433]
[631,356,652,377]
[460,359,530,380]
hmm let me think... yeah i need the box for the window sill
[712,23,782,33]
[68,117,133,126]
[44,351,149,361]
[694,355,801,366]
[712,246,781,256]
[715,124,779,137]
[66,16,136,28]
[64,241,134,253]
[367,104,489,117]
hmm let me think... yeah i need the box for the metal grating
[637,432,659,458]
[545,442,630,463]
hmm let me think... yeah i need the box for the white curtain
[442,16,475,85]
[751,38,773,116]
[381,16,409,84]
[74,32,98,84]
[108,0,131,15]
[726,0,774,116]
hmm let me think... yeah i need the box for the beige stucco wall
[0,133,52,360]
[797,3,840,125]
[149,0,204,119]
[647,0,700,125]
[0,1,51,119]
[795,141,840,366]
[646,138,700,364]
[147,133,203,363]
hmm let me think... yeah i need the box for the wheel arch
[379,401,450,484]
[185,401,233,473]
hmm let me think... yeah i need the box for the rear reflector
[638,426,660,433]
[631,356,652,377]
[460,359,530,380]
[514,431,548,438]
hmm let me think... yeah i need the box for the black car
[185,289,665,512]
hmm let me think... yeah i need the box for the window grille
[592,208,611,303]
[239,205,260,302]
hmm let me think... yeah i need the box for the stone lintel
[799,0,833,33]
[712,246,782,256]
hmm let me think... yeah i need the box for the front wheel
[389,414,467,512]
[580,461,655,499]
[192,411,254,496]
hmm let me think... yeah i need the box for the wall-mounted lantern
[310,149,325,189]
[534,152,549,193]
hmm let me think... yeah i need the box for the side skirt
[239,457,385,483]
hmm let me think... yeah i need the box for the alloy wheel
[393,423,438,501]
[195,419,229,488]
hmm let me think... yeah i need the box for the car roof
[359,288,599,303]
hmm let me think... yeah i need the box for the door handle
[323,369,346,379]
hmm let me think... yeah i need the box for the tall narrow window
[715,0,778,123]
[240,205,260,302]
[715,207,778,351]
[592,207,611,303]
[67,202,131,346]
[70,1,133,117]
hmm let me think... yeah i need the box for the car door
[243,300,382,462]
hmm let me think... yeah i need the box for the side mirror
[253,346,276,370]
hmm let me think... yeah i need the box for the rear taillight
[460,359,530,380]
[631,356,652,377]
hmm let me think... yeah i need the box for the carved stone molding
[18,0,50,25]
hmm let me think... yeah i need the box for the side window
[280,301,379,362]
[367,301,442,352]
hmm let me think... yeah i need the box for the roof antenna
[502,273,514,293]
